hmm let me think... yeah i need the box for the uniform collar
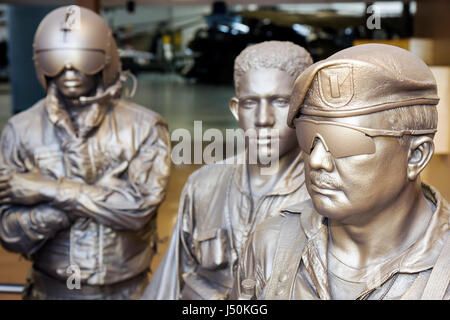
[234,150,305,197]
[44,91,110,139]
[283,184,449,299]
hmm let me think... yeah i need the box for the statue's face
[298,112,410,225]
[54,68,97,99]
[235,68,298,160]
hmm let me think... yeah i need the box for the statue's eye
[272,98,289,108]
[242,99,258,108]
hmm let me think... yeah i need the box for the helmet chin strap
[79,70,137,105]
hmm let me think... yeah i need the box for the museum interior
[0,0,448,300]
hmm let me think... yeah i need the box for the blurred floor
[132,73,237,134]
[0,73,235,299]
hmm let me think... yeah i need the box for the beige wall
[415,0,450,66]
[415,0,450,201]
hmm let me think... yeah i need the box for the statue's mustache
[309,170,341,190]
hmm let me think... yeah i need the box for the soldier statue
[0,6,171,299]
[233,44,449,300]
[142,41,312,299]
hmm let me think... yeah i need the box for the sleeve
[0,123,70,255]
[0,204,70,256]
[0,122,26,173]
[141,180,197,300]
[51,122,171,231]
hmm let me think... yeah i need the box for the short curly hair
[234,41,313,90]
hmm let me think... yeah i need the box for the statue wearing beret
[232,44,449,300]
[0,6,171,299]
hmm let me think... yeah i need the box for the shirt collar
[282,183,449,298]
[44,92,110,139]
[234,150,305,197]
[382,184,448,273]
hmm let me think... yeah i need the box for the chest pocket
[195,228,229,270]
[100,143,131,173]
[34,145,64,179]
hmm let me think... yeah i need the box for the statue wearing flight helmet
[0,6,171,299]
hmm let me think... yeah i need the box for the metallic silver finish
[23,268,150,299]
[142,41,312,300]
[233,44,449,300]
[0,96,170,299]
[233,187,449,300]
[294,118,437,159]
[33,6,121,90]
[287,44,439,125]
[143,152,309,300]
[0,6,171,300]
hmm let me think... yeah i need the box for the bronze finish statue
[0,6,171,299]
[142,41,312,300]
[233,44,449,300]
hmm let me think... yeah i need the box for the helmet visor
[34,49,106,77]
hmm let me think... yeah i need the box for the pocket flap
[196,228,219,242]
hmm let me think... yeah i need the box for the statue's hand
[0,171,58,205]
[97,161,129,188]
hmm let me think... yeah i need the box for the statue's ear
[407,136,434,181]
[229,97,239,121]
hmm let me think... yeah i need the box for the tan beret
[288,44,439,127]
